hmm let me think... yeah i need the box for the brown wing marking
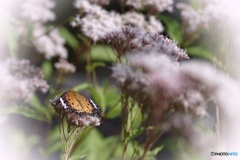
[68,89,93,114]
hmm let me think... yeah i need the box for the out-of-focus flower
[103,27,186,60]
[72,0,164,42]
[32,24,67,59]
[176,1,228,36]
[176,2,208,35]
[21,0,55,23]
[112,48,240,120]
[20,0,68,60]
[121,12,146,29]
[126,0,173,12]
[72,0,122,41]
[74,0,103,14]
[54,59,76,73]
[121,12,164,33]
[0,59,49,101]
[143,16,164,33]
[164,113,215,158]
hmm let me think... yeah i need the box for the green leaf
[105,103,121,119]
[104,86,121,118]
[4,21,19,58]
[147,145,164,157]
[82,45,117,62]
[41,60,53,80]
[85,62,106,72]
[0,106,50,122]
[130,128,144,139]
[186,46,212,61]
[28,94,52,121]
[90,87,106,112]
[58,26,79,50]
[158,15,183,43]
[68,155,86,160]
[73,83,92,92]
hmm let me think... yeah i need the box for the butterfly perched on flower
[50,89,101,127]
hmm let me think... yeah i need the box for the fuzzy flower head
[0,59,49,101]
[72,0,164,42]
[19,0,68,60]
[54,59,76,74]
[102,26,141,56]
[32,24,68,59]
[121,12,164,33]
[72,0,122,42]
[126,0,173,13]
[112,49,232,120]
[50,89,101,127]
[176,2,208,35]
[129,33,189,61]
[21,0,55,23]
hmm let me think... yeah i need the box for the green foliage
[0,105,50,122]
[85,62,106,73]
[58,26,80,51]
[159,15,183,43]
[186,46,213,61]
[4,20,19,58]
[41,60,53,81]
[83,45,117,62]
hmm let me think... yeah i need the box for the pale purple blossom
[54,59,76,73]
[72,0,164,41]
[121,12,146,29]
[176,1,230,37]
[129,33,189,61]
[21,0,55,23]
[32,24,67,59]
[0,59,49,101]
[74,0,102,14]
[112,48,240,119]
[103,27,186,60]
[72,1,122,42]
[176,2,208,35]
[126,0,173,12]
[144,16,164,33]
[102,26,141,54]
[20,0,68,60]
[121,12,164,33]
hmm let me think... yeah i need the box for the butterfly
[50,89,101,127]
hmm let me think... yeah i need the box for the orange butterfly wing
[63,89,94,114]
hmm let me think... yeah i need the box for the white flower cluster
[72,0,164,42]
[21,0,55,23]
[0,59,49,101]
[112,51,240,118]
[121,12,164,33]
[126,0,173,12]
[54,59,76,73]
[176,1,228,35]
[176,2,208,35]
[20,0,76,73]
[32,24,67,59]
